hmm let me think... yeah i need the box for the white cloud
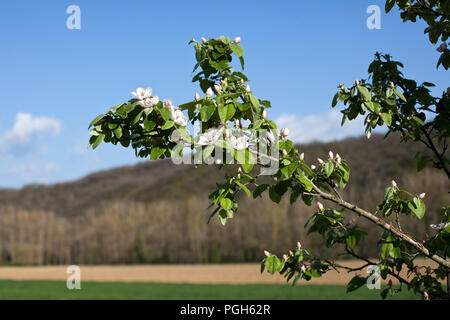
[0,113,61,157]
[274,110,371,143]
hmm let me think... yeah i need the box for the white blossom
[197,127,222,146]
[131,87,152,100]
[430,222,449,230]
[230,135,249,150]
[317,202,324,210]
[262,110,267,119]
[139,96,159,108]
[170,108,188,127]
[234,37,241,44]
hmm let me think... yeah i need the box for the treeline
[0,135,448,265]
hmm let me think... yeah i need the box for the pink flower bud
[201,37,207,43]
[328,151,334,159]
[317,202,324,210]
[366,119,371,123]
[245,85,251,92]
[423,292,429,299]
[262,110,267,119]
[299,153,304,161]
[240,79,244,84]
[195,92,200,101]
[283,254,288,260]
[280,128,289,137]
[206,87,213,97]
[311,164,316,170]
[389,82,395,88]
[234,37,241,44]
[264,250,270,257]
[355,80,360,86]
[237,167,243,174]
[297,241,302,249]
[336,155,342,164]
[317,158,324,164]
[419,193,426,199]
[214,84,221,93]
[282,149,288,156]
[289,250,294,256]
[391,180,397,187]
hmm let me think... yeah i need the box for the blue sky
[0,0,447,188]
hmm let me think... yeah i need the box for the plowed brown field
[0,259,442,284]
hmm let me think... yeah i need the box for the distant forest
[0,134,448,265]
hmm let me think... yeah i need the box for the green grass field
[0,280,419,300]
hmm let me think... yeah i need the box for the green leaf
[324,162,334,178]
[408,197,425,219]
[143,119,156,131]
[332,92,339,107]
[92,134,105,150]
[253,184,270,198]
[150,147,165,161]
[230,43,244,57]
[269,187,281,204]
[203,144,215,159]
[297,176,313,192]
[393,89,407,102]
[201,105,216,122]
[249,94,260,110]
[88,113,105,129]
[158,107,171,121]
[264,256,281,275]
[281,162,298,179]
[381,113,392,127]
[220,198,233,210]
[235,150,254,173]
[346,276,367,293]
[357,86,372,101]
[161,120,174,130]
[346,235,357,249]
[235,180,251,197]
[218,104,236,123]
[385,0,395,13]
[417,155,427,172]
[133,110,144,125]
[113,126,123,139]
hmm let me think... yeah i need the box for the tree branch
[311,183,450,269]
